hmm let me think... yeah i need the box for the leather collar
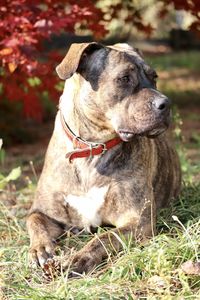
[60,111,122,162]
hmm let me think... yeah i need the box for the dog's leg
[66,224,142,275]
[67,205,155,276]
[27,211,64,267]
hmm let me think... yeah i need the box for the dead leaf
[181,260,200,275]
[42,258,60,279]
[0,47,13,56]
[8,62,17,73]
[147,275,167,289]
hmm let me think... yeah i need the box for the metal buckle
[72,133,108,158]
[88,142,107,159]
[99,142,107,155]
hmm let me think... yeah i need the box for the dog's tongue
[118,131,135,142]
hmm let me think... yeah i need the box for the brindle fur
[27,42,181,274]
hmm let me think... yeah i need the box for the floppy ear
[56,42,102,80]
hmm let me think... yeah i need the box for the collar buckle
[59,110,122,161]
[99,142,107,155]
[89,142,107,158]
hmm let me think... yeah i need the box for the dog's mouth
[117,130,135,142]
[117,123,169,142]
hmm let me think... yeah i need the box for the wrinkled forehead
[107,44,152,72]
[108,43,143,61]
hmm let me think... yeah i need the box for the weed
[0,141,21,190]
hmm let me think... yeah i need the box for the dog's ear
[56,42,103,80]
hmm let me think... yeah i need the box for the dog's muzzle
[115,94,171,142]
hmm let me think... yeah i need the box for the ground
[0,49,200,299]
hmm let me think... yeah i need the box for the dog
[27,42,181,275]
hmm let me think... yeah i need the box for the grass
[1,50,200,299]
[0,181,200,299]
[146,51,200,72]
[1,133,200,299]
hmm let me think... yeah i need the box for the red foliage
[165,0,200,12]
[0,0,107,120]
[156,0,200,41]
[0,0,200,120]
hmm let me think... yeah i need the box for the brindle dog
[27,42,181,274]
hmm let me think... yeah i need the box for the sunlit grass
[1,182,200,299]
[147,51,200,72]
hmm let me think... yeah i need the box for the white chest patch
[64,186,108,232]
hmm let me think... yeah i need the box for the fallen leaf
[42,257,60,279]
[5,167,21,182]
[181,260,200,275]
[0,47,13,56]
[8,62,17,73]
[147,275,167,289]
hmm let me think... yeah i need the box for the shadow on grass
[157,183,200,232]
[162,90,200,107]
[146,51,200,72]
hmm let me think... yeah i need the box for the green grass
[0,181,200,299]
[146,51,200,72]
[160,90,200,107]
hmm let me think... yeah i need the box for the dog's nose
[152,97,171,112]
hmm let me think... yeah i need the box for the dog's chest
[64,186,108,232]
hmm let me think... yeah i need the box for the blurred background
[0,0,200,185]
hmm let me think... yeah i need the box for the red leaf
[181,260,200,275]
[23,93,43,121]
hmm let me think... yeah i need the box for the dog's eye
[153,73,158,80]
[118,75,130,84]
[152,73,158,85]
[147,71,158,85]
[149,71,158,81]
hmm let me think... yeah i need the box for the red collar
[60,111,122,162]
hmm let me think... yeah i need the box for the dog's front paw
[68,251,102,276]
[29,239,55,268]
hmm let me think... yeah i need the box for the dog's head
[56,42,171,141]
